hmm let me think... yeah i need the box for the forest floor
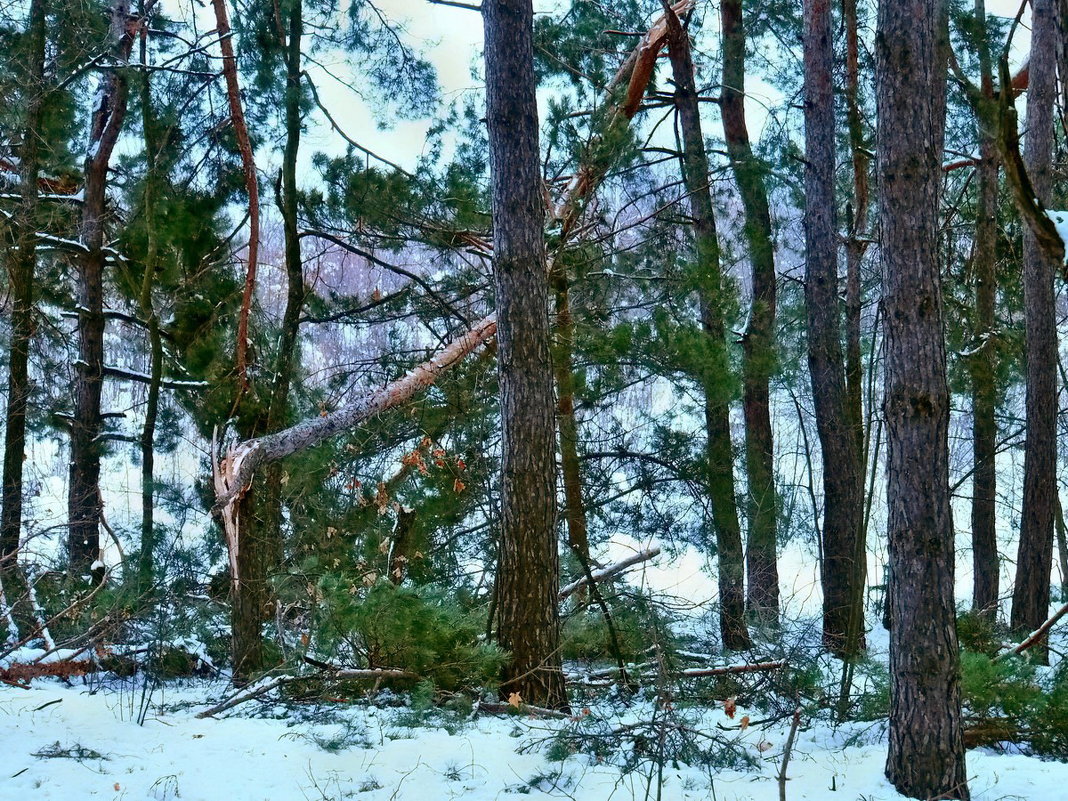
[1,664,1066,801]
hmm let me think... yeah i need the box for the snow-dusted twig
[477,700,571,719]
[558,546,661,601]
[195,674,291,719]
[997,601,1068,661]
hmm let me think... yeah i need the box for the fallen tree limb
[195,674,291,718]
[558,546,660,601]
[676,660,787,678]
[996,601,1068,661]
[212,314,498,516]
[579,659,786,680]
[478,700,571,719]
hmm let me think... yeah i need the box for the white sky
[303,0,1035,175]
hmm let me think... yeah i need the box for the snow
[1047,209,1068,264]
[2,679,1067,801]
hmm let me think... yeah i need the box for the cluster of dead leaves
[1,659,95,688]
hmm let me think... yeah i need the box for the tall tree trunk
[263,0,306,585]
[1,0,46,590]
[551,263,591,565]
[229,1,305,684]
[69,0,134,575]
[1010,0,1059,660]
[877,0,969,797]
[720,0,779,627]
[663,5,751,651]
[483,0,568,708]
[842,0,871,656]
[212,0,259,387]
[842,0,867,444]
[137,6,163,594]
[803,0,866,658]
[969,0,1000,622]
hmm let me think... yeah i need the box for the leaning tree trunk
[663,4,751,651]
[1,0,46,592]
[212,0,259,387]
[483,0,568,709]
[803,0,866,658]
[69,0,134,575]
[1010,0,1059,662]
[877,0,969,797]
[720,0,779,627]
[969,0,1000,622]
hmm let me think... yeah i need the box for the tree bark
[803,0,865,658]
[1,0,47,595]
[483,0,568,709]
[969,0,1000,622]
[551,264,591,564]
[877,0,969,797]
[1010,0,1059,662]
[69,0,134,575]
[720,0,779,627]
[212,0,259,387]
[662,4,751,651]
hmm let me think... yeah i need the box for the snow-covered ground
[1,677,1064,801]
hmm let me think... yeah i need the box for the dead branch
[997,601,1068,661]
[477,700,571,719]
[558,546,660,600]
[676,660,787,678]
[777,707,803,801]
[213,315,498,517]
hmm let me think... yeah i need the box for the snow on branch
[558,546,661,601]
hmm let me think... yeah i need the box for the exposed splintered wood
[550,0,694,235]
[212,314,498,520]
[558,547,661,600]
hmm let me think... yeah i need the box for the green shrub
[956,611,1002,656]
[960,651,1042,721]
[313,578,506,692]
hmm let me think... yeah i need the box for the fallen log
[558,546,661,601]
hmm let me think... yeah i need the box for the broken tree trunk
[212,316,498,544]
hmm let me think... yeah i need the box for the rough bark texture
[969,0,999,622]
[663,6,750,651]
[877,1,969,797]
[1010,0,1058,660]
[551,263,591,564]
[804,0,865,658]
[720,0,779,626]
[69,0,134,574]
[484,0,568,709]
[842,0,867,443]
[1,0,46,588]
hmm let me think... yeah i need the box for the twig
[777,707,802,801]
[558,547,660,600]
[997,601,1068,661]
